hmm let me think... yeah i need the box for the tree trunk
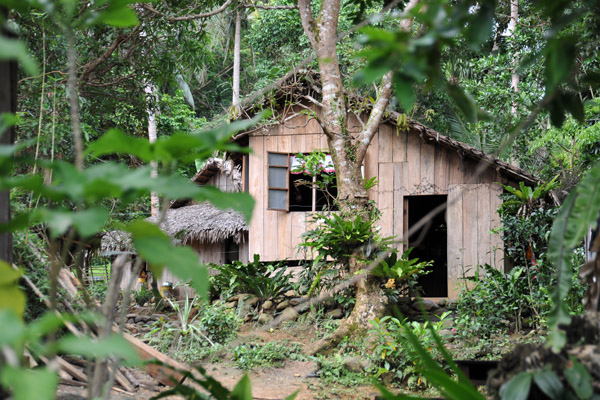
[509,0,519,116]
[231,9,242,117]
[298,0,416,354]
[145,83,160,217]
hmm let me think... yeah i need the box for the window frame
[267,152,289,211]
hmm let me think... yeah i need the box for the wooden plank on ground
[121,332,187,387]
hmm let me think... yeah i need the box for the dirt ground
[56,322,383,400]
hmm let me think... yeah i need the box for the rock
[224,301,236,309]
[284,290,297,298]
[343,356,371,373]
[437,298,447,307]
[445,298,458,310]
[153,313,168,321]
[262,300,274,310]
[412,299,438,312]
[276,300,290,311]
[126,313,137,319]
[134,315,144,323]
[289,297,306,306]
[125,323,137,334]
[432,307,447,316]
[327,308,344,319]
[397,297,412,305]
[441,317,455,329]
[127,318,134,324]
[257,313,274,325]
[244,314,252,322]
[243,296,260,307]
[280,307,299,322]
[228,293,250,302]
[323,297,337,310]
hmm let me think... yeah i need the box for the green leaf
[1,366,59,400]
[0,262,25,317]
[230,375,252,400]
[447,83,478,124]
[0,310,24,347]
[466,1,494,48]
[500,372,532,400]
[99,7,139,27]
[564,358,593,399]
[393,74,415,111]
[533,369,564,399]
[193,187,254,223]
[86,128,153,161]
[57,334,141,365]
[545,37,576,92]
[127,221,209,297]
[37,207,108,238]
[0,36,39,76]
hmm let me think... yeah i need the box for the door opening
[406,195,447,297]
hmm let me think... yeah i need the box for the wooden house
[224,75,537,298]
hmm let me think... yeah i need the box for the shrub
[370,313,450,389]
[209,255,294,300]
[133,286,153,306]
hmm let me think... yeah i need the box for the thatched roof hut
[101,202,248,254]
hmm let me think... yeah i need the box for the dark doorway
[406,195,447,297]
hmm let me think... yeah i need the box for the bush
[210,255,294,300]
[133,286,153,306]
[370,313,450,389]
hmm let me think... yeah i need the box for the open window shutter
[268,152,288,211]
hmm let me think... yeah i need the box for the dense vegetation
[1,0,600,399]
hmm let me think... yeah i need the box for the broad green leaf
[37,207,108,238]
[0,36,39,76]
[446,83,477,124]
[0,310,24,347]
[127,221,209,297]
[99,7,139,27]
[193,187,254,223]
[86,128,153,161]
[1,366,59,400]
[230,375,252,400]
[547,191,576,352]
[564,358,593,399]
[57,333,141,365]
[466,1,494,48]
[545,37,576,92]
[500,372,532,400]
[0,263,25,317]
[564,162,600,249]
[533,370,563,399]
[393,74,415,112]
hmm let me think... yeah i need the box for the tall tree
[297,0,418,354]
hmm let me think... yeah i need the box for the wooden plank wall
[246,112,507,299]
[446,183,504,298]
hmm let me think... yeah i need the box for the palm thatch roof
[101,203,248,254]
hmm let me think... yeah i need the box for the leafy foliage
[232,341,304,370]
[210,255,294,301]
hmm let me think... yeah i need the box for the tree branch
[242,4,297,10]
[141,0,234,21]
[297,0,317,49]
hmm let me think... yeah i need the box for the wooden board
[248,136,265,257]
[447,150,464,185]
[433,146,448,193]
[476,184,491,267]
[447,184,464,298]
[378,162,394,238]
[489,184,504,270]
[392,128,408,163]
[406,131,421,194]
[393,162,408,246]
[462,184,479,274]
[420,140,435,194]
[290,212,307,259]
[121,332,187,387]
[378,125,393,163]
